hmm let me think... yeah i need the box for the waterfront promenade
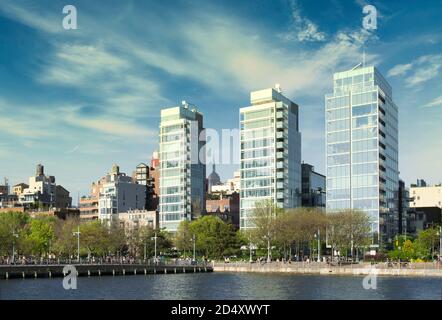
[213,261,442,277]
[0,262,213,279]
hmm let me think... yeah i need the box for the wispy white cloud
[65,145,79,154]
[0,117,51,138]
[423,96,442,108]
[66,115,155,138]
[387,63,413,77]
[38,43,168,116]
[0,99,156,140]
[0,1,61,33]
[388,54,442,87]
[59,105,157,138]
[164,14,377,98]
[40,44,130,85]
[279,0,326,42]
[1,0,377,102]
[0,2,169,118]
[0,0,440,193]
[406,55,442,86]
[0,100,54,138]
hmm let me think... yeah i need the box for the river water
[1,272,441,300]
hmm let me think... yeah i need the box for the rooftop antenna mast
[352,47,366,71]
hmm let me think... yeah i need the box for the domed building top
[208,164,221,192]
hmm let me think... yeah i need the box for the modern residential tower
[325,65,399,246]
[239,86,302,230]
[159,103,206,232]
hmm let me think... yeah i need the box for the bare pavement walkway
[213,261,442,277]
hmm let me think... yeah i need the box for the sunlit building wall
[325,65,399,246]
[240,86,301,230]
[159,104,206,232]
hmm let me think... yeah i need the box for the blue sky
[0,0,441,201]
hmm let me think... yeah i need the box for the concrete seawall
[213,262,442,277]
[0,264,213,279]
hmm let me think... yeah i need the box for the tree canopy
[176,216,243,259]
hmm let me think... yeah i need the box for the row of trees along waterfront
[0,202,440,262]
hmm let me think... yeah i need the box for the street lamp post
[263,234,271,263]
[12,232,19,264]
[73,226,80,263]
[151,232,158,264]
[47,238,52,264]
[247,233,253,263]
[314,229,320,262]
[144,242,147,262]
[191,234,196,262]
[351,237,354,261]
[439,225,442,262]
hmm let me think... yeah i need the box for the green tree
[272,212,294,260]
[175,220,193,257]
[81,220,109,259]
[0,211,30,257]
[250,200,283,262]
[126,227,141,258]
[402,239,416,260]
[389,238,416,261]
[414,226,440,260]
[283,208,327,260]
[133,226,173,259]
[327,210,371,260]
[23,217,56,256]
[188,216,242,259]
[107,221,127,258]
[54,217,80,261]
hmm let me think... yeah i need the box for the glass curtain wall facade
[325,65,399,246]
[240,87,301,230]
[159,106,206,232]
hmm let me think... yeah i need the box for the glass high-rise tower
[325,65,399,246]
[240,86,302,230]
[159,104,206,232]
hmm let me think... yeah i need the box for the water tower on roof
[36,164,44,176]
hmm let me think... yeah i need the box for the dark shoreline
[0,263,213,279]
